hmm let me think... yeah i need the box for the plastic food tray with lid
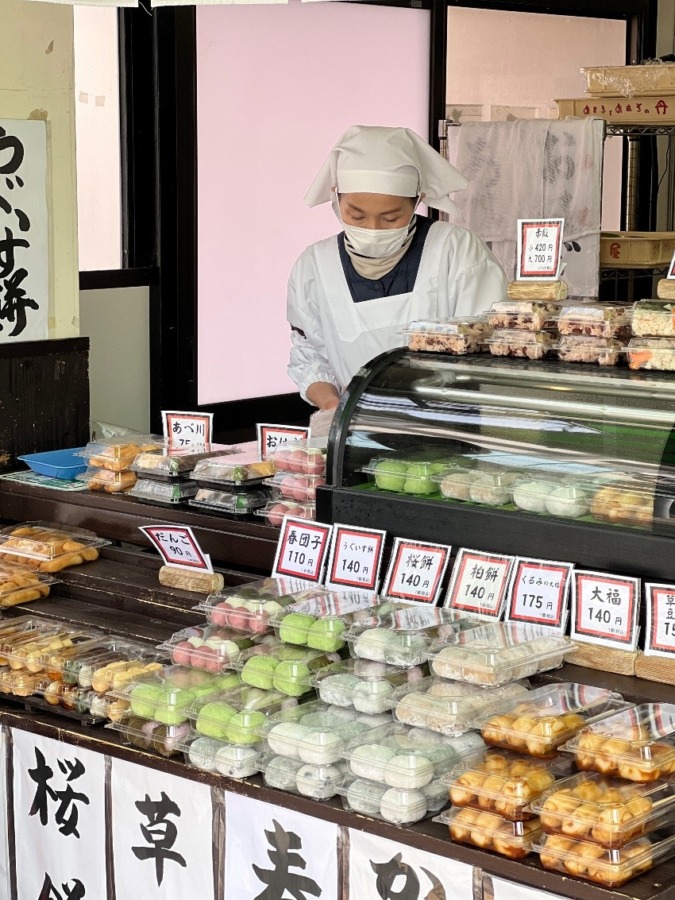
[78,466,137,493]
[338,773,446,824]
[130,444,232,480]
[129,477,198,506]
[535,829,675,887]
[631,299,675,337]
[182,732,264,778]
[233,636,342,694]
[437,807,542,858]
[473,683,628,759]
[0,616,73,664]
[256,499,316,526]
[391,676,529,736]
[444,749,574,821]
[195,577,326,633]
[269,590,380,654]
[486,300,561,332]
[511,476,595,518]
[188,486,270,515]
[0,522,108,572]
[159,623,258,673]
[561,702,675,782]
[56,636,167,693]
[191,453,276,488]
[402,316,491,354]
[0,559,56,607]
[428,621,573,687]
[556,336,625,367]
[264,472,326,503]
[188,683,298,747]
[107,714,194,758]
[260,753,348,800]
[530,771,675,849]
[488,329,556,360]
[360,456,447,496]
[76,435,163,472]
[310,657,413,711]
[626,337,675,371]
[557,302,632,338]
[0,624,101,675]
[267,440,327,477]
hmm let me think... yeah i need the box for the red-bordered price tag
[645,582,675,657]
[516,218,564,280]
[272,517,333,582]
[506,556,574,632]
[381,538,451,605]
[139,524,213,572]
[256,424,310,461]
[325,523,386,593]
[162,410,213,448]
[444,548,515,620]
[571,570,640,650]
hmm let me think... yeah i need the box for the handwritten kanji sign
[140,524,213,572]
[571,571,640,650]
[12,729,106,900]
[272,517,333,582]
[382,538,451,605]
[444,548,515,619]
[506,557,574,632]
[161,410,213,448]
[516,218,564,280]
[256,424,309,461]
[645,583,675,658]
[325,523,386,593]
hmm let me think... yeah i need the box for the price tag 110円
[571,570,640,651]
[272,517,333,583]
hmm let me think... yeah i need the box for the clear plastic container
[535,830,675,887]
[188,487,269,514]
[488,329,555,360]
[130,444,231,479]
[79,466,137,493]
[233,637,341,693]
[588,476,656,528]
[311,658,413,711]
[267,440,327,477]
[270,591,379,652]
[196,578,326,633]
[391,676,529,736]
[428,622,573,687]
[159,624,256,673]
[338,774,438,823]
[56,638,167,692]
[631,300,675,337]
[402,317,491,354]
[444,749,574,821]
[0,626,101,675]
[256,500,316,526]
[486,300,561,332]
[191,453,276,487]
[260,753,348,800]
[561,703,675,783]
[437,807,541,858]
[264,472,327,503]
[473,683,627,759]
[512,478,592,518]
[0,617,71,666]
[557,336,624,367]
[0,560,55,607]
[531,772,675,848]
[361,457,446,496]
[182,733,264,778]
[77,435,163,472]
[626,337,675,371]
[129,478,198,505]
[557,302,632,338]
[107,715,194,757]
[0,522,107,571]
[190,684,295,745]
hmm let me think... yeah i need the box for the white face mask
[336,196,419,259]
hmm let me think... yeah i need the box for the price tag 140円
[325,523,386,593]
[381,538,451,605]
[444,548,515,620]
[572,571,640,651]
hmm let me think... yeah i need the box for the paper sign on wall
[140,524,213,572]
[348,828,474,899]
[111,757,215,900]
[516,217,564,280]
[0,728,10,900]
[324,523,386,593]
[506,556,574,632]
[225,793,338,900]
[162,410,213,447]
[645,582,675,657]
[571,570,640,650]
[256,423,309,460]
[444,548,515,619]
[381,538,451,605]
[490,875,568,900]
[272,516,333,582]
[12,729,107,900]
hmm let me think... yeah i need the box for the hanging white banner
[0,728,10,900]
[490,875,567,900]
[348,828,474,899]
[225,792,339,900]
[111,757,216,900]
[0,120,49,342]
[12,728,107,900]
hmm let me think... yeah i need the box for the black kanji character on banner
[28,748,90,838]
[0,266,37,337]
[252,819,321,900]
[371,853,446,900]
[38,874,85,900]
[132,791,187,886]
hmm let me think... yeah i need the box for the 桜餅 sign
[110,757,216,899]
[0,120,49,343]
[12,728,107,900]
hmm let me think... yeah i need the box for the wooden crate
[555,95,675,124]
[583,64,675,97]
[600,231,675,268]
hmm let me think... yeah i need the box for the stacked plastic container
[0,558,55,609]
[129,443,232,507]
[258,440,328,525]
[402,316,492,355]
[0,521,108,573]
[189,452,276,517]
[556,301,632,367]
[627,297,675,371]
[76,435,162,494]
[486,292,562,360]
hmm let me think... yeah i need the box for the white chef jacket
[287,220,507,402]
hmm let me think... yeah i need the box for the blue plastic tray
[17,448,88,480]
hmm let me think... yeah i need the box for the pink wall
[197,2,430,405]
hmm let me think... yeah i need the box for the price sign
[325,523,386,592]
[381,538,451,605]
[256,423,309,460]
[506,557,574,632]
[516,218,564,280]
[572,571,640,650]
[645,582,675,657]
[139,524,213,572]
[444,548,515,619]
[272,517,333,582]
[162,410,213,448]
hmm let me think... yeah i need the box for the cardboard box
[582,64,675,97]
[600,231,675,268]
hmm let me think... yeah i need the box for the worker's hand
[309,407,337,439]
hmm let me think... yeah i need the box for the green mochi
[196,701,237,738]
[373,460,408,492]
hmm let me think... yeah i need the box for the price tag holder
[272,516,333,583]
[256,423,309,460]
[645,582,675,657]
[381,538,451,605]
[324,523,386,593]
[516,218,564,280]
[443,548,515,619]
[668,250,675,280]
[571,570,640,651]
[162,410,214,448]
[139,524,213,572]
[506,556,574,632]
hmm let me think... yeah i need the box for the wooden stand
[567,641,638,676]
[635,651,675,686]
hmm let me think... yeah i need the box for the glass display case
[320,350,675,581]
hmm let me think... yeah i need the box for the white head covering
[304,124,467,214]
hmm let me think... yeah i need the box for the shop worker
[287,124,507,412]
